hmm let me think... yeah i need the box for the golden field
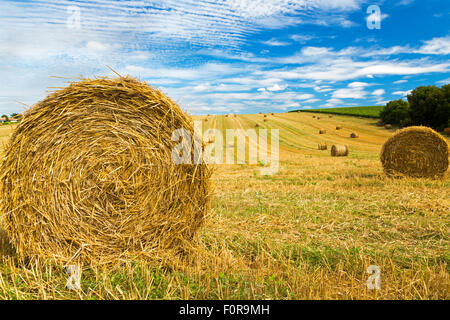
[0,112,448,299]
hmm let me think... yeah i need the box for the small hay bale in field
[0,76,212,266]
[225,114,229,117]
[350,132,359,138]
[255,123,259,127]
[312,115,316,118]
[376,120,384,126]
[263,119,268,122]
[380,126,449,178]
[385,124,392,129]
[444,128,450,135]
[318,143,327,150]
[271,113,274,115]
[336,126,342,130]
[329,115,333,118]
[331,145,349,157]
[264,114,267,118]
[317,117,321,120]
[319,129,326,134]
[204,118,208,122]
[233,114,237,117]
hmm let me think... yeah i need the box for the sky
[0,0,449,115]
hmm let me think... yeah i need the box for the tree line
[380,84,449,131]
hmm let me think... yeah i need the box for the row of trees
[380,84,449,130]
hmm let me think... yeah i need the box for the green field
[295,106,383,118]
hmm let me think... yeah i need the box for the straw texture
[331,145,349,157]
[380,126,449,178]
[0,76,212,266]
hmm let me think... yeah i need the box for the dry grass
[0,112,449,300]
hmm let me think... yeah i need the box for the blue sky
[0,0,449,115]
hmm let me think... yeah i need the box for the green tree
[380,99,410,126]
[407,85,447,130]
[1,114,8,121]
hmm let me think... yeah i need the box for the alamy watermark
[366,265,381,290]
[67,5,81,29]
[171,120,279,175]
[367,5,382,30]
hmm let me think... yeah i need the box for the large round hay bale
[350,132,359,138]
[0,76,212,265]
[319,129,326,134]
[380,126,449,178]
[331,145,349,157]
[318,143,327,150]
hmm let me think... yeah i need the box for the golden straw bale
[255,123,259,127]
[385,124,392,129]
[331,145,349,157]
[350,132,359,138]
[336,126,342,130]
[0,76,212,266]
[444,128,450,135]
[318,143,327,150]
[319,129,326,134]
[380,126,449,178]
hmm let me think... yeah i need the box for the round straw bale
[0,76,212,266]
[376,120,383,127]
[380,126,449,178]
[264,114,267,118]
[317,117,321,120]
[319,129,326,134]
[329,115,333,118]
[255,123,259,127]
[444,128,450,135]
[318,143,327,150]
[263,119,267,122]
[271,113,274,115]
[350,132,359,138]
[331,145,349,157]
[336,126,342,130]
[312,115,316,118]
[385,124,392,129]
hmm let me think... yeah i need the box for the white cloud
[393,79,408,84]
[372,89,385,96]
[261,38,291,46]
[393,90,412,96]
[267,84,287,91]
[415,36,450,55]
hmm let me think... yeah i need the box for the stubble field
[0,112,448,299]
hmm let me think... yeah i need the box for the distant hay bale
[263,119,268,122]
[264,114,267,118]
[0,76,212,266]
[444,128,450,135]
[319,129,326,134]
[312,115,316,118]
[329,115,333,118]
[350,132,359,138]
[233,114,237,117]
[376,120,384,127]
[271,113,274,115]
[204,118,208,122]
[385,124,392,129]
[255,123,259,127]
[318,143,327,150]
[225,114,229,117]
[380,126,449,178]
[331,145,349,157]
[317,117,321,120]
[336,126,342,130]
